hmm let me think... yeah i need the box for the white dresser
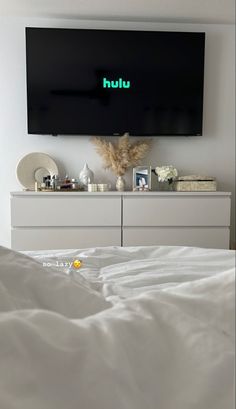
[11,191,231,250]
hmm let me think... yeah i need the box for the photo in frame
[133,166,152,191]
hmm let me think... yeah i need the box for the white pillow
[0,246,110,318]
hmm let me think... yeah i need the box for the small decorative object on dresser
[154,165,178,191]
[97,183,111,192]
[87,184,98,192]
[79,163,94,186]
[91,133,152,191]
[88,183,111,192]
[133,166,152,191]
[174,175,217,191]
[116,176,125,192]
[16,152,58,190]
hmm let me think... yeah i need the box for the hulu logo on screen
[103,77,131,89]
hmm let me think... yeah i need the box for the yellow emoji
[73,259,82,269]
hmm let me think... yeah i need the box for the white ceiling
[0,0,235,24]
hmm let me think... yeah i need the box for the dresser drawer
[123,227,230,249]
[11,227,121,250]
[11,196,121,227]
[10,191,232,251]
[123,196,231,227]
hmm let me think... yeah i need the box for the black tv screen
[25,27,205,136]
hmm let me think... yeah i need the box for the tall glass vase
[116,175,125,191]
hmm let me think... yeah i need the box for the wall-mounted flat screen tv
[25,27,205,136]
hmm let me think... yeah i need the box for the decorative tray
[40,188,85,192]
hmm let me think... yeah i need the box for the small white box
[174,175,217,192]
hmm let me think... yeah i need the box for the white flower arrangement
[155,165,178,183]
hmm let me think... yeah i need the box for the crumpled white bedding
[0,245,235,409]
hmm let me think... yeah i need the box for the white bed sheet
[0,245,235,409]
[25,245,235,301]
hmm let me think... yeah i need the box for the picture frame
[133,166,152,191]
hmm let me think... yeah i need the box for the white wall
[0,17,235,248]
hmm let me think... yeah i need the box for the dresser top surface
[11,191,231,197]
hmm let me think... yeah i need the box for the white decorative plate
[16,152,59,189]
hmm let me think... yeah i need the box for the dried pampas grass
[91,133,152,176]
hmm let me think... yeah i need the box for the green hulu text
[103,77,131,89]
